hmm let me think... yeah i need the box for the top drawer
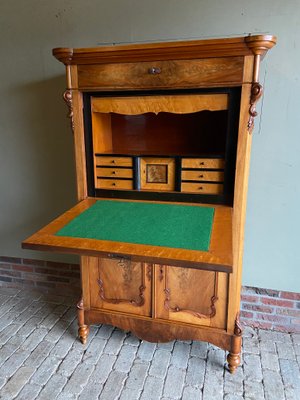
[77,57,244,90]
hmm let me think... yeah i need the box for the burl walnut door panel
[89,257,152,316]
[154,265,228,329]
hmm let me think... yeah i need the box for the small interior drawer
[181,170,224,182]
[95,156,133,167]
[181,182,223,194]
[97,167,133,179]
[182,158,225,170]
[96,179,133,190]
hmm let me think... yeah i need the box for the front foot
[78,325,90,344]
[227,352,240,374]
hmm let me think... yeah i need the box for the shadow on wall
[0,74,78,261]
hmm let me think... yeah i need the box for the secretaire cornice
[53,34,276,66]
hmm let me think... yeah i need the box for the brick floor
[0,288,300,400]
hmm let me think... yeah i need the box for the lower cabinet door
[89,256,152,316]
[154,265,228,329]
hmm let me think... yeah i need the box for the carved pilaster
[63,89,74,133]
[248,82,263,130]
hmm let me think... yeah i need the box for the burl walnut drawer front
[97,167,133,179]
[181,182,223,194]
[95,156,133,167]
[182,158,225,169]
[77,57,244,89]
[181,170,224,182]
[96,179,133,190]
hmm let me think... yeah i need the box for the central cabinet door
[89,257,152,316]
[154,265,228,329]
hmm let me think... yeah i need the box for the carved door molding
[163,268,219,319]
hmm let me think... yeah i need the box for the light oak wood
[181,182,223,194]
[227,83,253,335]
[96,167,133,179]
[95,156,133,167]
[182,158,225,169]
[181,170,224,182]
[96,179,133,190]
[91,94,229,115]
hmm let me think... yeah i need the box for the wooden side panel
[89,257,152,316]
[78,57,244,90]
[227,82,253,333]
[154,265,228,329]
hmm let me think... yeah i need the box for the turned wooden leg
[77,297,90,344]
[227,312,242,374]
[227,351,241,374]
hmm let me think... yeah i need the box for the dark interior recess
[110,111,228,156]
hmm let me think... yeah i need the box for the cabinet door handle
[199,186,203,190]
[199,174,204,178]
[148,67,161,75]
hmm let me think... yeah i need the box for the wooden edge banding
[21,198,233,273]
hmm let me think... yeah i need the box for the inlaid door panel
[89,256,152,316]
[154,265,228,329]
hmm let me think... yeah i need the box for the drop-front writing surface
[22,35,276,374]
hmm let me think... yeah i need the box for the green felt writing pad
[55,200,215,252]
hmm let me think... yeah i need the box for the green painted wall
[0,1,299,292]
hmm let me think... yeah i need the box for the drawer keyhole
[148,67,161,75]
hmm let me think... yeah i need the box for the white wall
[0,0,299,291]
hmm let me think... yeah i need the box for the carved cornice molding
[53,35,276,65]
